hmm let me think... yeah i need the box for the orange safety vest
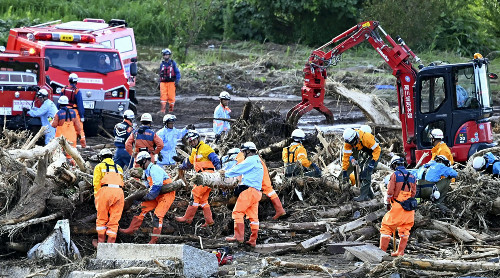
[55,109,77,146]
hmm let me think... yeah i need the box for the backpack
[394,170,418,211]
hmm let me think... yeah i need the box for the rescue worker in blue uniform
[213,91,231,142]
[125,113,163,165]
[414,155,457,203]
[26,89,58,145]
[113,110,135,169]
[472,152,500,177]
[156,114,193,166]
[221,148,241,170]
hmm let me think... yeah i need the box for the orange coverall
[51,106,84,147]
[431,141,454,165]
[125,125,164,164]
[92,158,125,243]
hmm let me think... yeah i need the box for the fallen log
[317,198,382,218]
[397,257,500,272]
[21,126,47,150]
[258,138,292,158]
[431,220,476,243]
[0,212,63,236]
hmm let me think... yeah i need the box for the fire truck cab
[6,19,138,136]
[0,48,51,131]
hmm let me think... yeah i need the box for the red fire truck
[0,47,51,130]
[6,19,138,135]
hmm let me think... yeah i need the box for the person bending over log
[282,129,321,178]
[119,151,176,244]
[221,142,263,247]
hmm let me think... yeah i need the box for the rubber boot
[245,228,259,247]
[353,182,372,202]
[225,223,245,243]
[107,235,117,243]
[119,216,143,235]
[92,233,106,248]
[175,205,198,224]
[379,235,391,252]
[160,102,167,113]
[270,197,286,220]
[148,227,162,244]
[200,206,214,227]
[391,236,409,257]
[169,103,175,112]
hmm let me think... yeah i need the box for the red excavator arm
[287,21,420,158]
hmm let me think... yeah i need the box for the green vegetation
[1,0,499,62]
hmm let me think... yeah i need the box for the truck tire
[84,117,101,137]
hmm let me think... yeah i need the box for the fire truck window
[23,74,35,83]
[421,121,446,147]
[420,76,446,114]
[114,36,133,53]
[10,74,22,83]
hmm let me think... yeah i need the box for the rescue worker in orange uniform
[119,151,176,244]
[60,73,85,142]
[379,156,416,257]
[235,150,285,220]
[175,130,222,227]
[429,129,454,164]
[51,95,86,148]
[158,48,181,113]
[92,148,124,247]
[222,142,263,247]
[282,129,321,177]
[125,113,163,165]
[342,127,381,201]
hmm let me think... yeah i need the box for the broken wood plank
[317,198,382,218]
[260,221,327,231]
[254,242,298,253]
[265,257,337,275]
[299,232,332,251]
[344,243,388,263]
[325,241,365,255]
[338,209,385,234]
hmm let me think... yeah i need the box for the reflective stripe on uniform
[106,230,117,235]
[344,149,353,153]
[192,202,200,206]
[96,226,107,231]
[371,142,379,150]
[381,234,391,238]
[106,184,122,188]
[250,221,259,225]
[267,190,277,197]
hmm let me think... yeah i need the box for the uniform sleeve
[213,106,223,134]
[296,145,312,168]
[445,167,458,178]
[177,127,188,139]
[51,113,59,128]
[174,61,181,82]
[208,152,222,170]
[410,179,417,198]
[28,103,48,117]
[226,159,254,177]
[92,163,103,196]
[386,173,396,202]
[153,134,164,154]
[363,134,380,161]
[125,133,135,155]
[342,143,353,170]
[282,147,288,163]
[179,149,195,170]
[75,90,85,118]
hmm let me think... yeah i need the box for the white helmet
[472,156,486,171]
[227,147,240,156]
[186,130,200,142]
[430,129,444,140]
[140,113,152,122]
[69,73,78,83]
[291,129,305,142]
[241,142,257,151]
[219,91,231,100]
[161,48,172,55]
[360,125,372,134]
[58,95,69,105]
[390,155,405,170]
[136,151,151,163]
[99,148,113,157]
[163,114,176,124]
[343,128,358,144]
[123,110,135,120]
[37,89,49,98]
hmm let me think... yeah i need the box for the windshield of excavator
[45,48,122,74]
[474,63,492,109]
[455,64,491,110]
